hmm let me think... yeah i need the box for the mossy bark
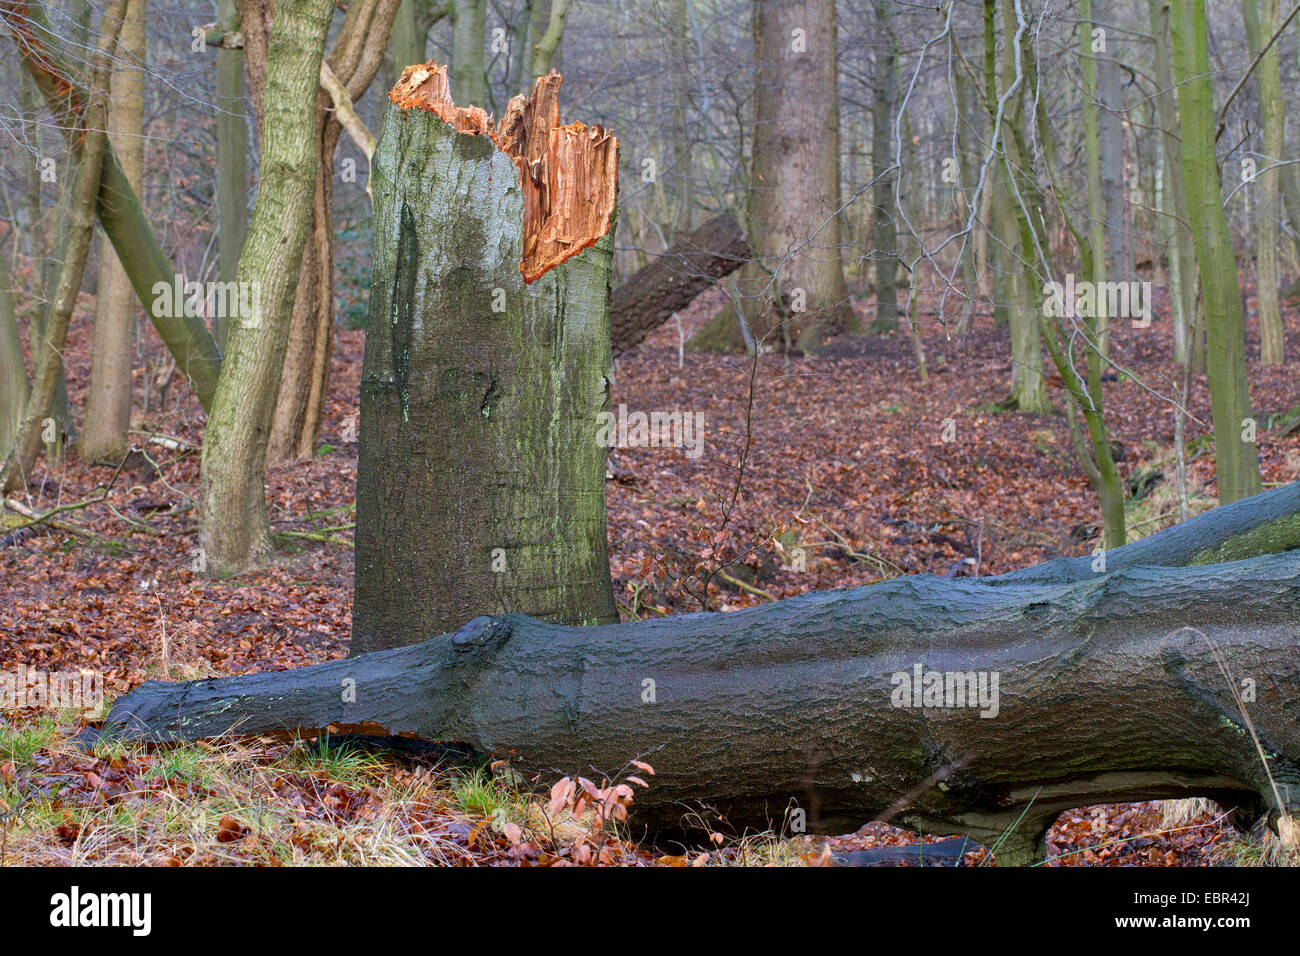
[1170,0,1262,504]
[214,0,248,354]
[352,94,618,655]
[198,0,335,574]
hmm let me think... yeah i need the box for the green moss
[1188,513,1300,565]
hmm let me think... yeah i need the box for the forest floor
[3,279,1300,866]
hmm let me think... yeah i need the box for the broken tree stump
[353,62,620,655]
[90,483,1300,864]
[610,213,750,359]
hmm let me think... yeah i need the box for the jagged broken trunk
[91,484,1300,864]
[353,63,620,654]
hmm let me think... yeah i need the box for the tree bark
[610,213,749,359]
[1148,0,1197,368]
[214,0,249,355]
[1170,0,1262,504]
[527,0,569,83]
[198,0,335,574]
[1096,0,1132,295]
[263,0,401,464]
[451,0,486,104]
[869,0,898,334]
[82,0,146,463]
[390,0,425,70]
[91,482,1300,865]
[994,0,1047,414]
[1243,0,1285,366]
[0,244,27,461]
[689,0,856,353]
[352,64,620,654]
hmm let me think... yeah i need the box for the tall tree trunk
[1148,0,1197,367]
[1080,0,1109,355]
[667,0,693,239]
[869,0,898,334]
[0,246,27,460]
[391,0,425,69]
[353,65,620,653]
[265,0,402,464]
[81,0,146,463]
[1097,2,1132,285]
[215,0,249,354]
[1170,0,1262,504]
[451,0,486,104]
[952,66,980,333]
[995,0,1047,414]
[689,0,855,353]
[1244,0,1285,366]
[198,0,335,574]
[527,0,568,82]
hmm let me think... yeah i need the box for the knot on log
[388,60,618,284]
[451,615,512,651]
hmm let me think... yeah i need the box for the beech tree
[352,62,620,652]
[0,1,224,410]
[1170,0,1262,504]
[688,0,856,353]
[215,0,249,355]
[264,0,402,463]
[198,0,336,574]
[1243,0,1285,367]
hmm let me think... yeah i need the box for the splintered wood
[389,60,619,283]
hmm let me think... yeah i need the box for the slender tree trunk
[353,66,620,653]
[953,67,979,333]
[215,0,249,354]
[1148,0,1196,367]
[667,0,693,239]
[1080,0,1109,358]
[0,247,27,460]
[198,0,335,574]
[869,0,898,334]
[82,0,146,463]
[996,0,1046,414]
[451,0,486,104]
[1097,1,1132,285]
[1171,0,1262,504]
[527,0,568,82]
[391,0,424,69]
[1244,0,1285,366]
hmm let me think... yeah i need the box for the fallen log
[610,213,750,359]
[87,484,1300,864]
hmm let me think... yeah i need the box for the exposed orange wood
[388,60,618,283]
